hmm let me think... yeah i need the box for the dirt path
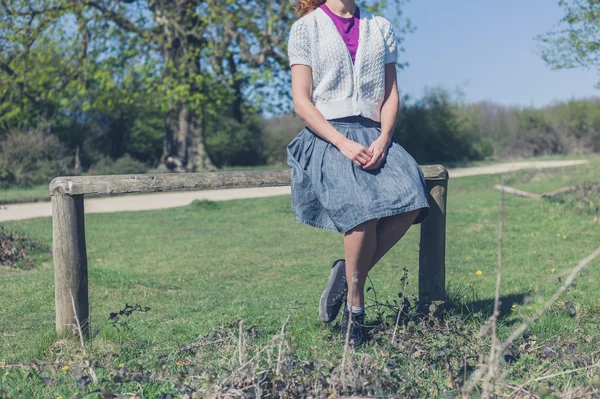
[0,160,587,222]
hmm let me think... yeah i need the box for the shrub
[396,88,488,164]
[0,128,71,187]
[86,154,150,176]
[261,113,306,165]
[205,115,267,167]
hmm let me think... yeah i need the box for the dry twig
[276,314,290,376]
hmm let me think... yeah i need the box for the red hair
[295,0,326,16]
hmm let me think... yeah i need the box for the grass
[0,185,51,205]
[0,157,599,397]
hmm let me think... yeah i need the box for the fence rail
[50,166,449,335]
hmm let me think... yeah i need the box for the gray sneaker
[319,259,347,323]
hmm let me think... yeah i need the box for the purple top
[320,4,360,64]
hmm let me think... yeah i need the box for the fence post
[52,194,89,336]
[419,176,448,307]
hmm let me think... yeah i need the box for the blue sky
[397,0,600,106]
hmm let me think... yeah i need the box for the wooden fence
[50,166,448,335]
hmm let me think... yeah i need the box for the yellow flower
[511,304,517,309]
[118,363,124,368]
[476,270,483,276]
[551,268,556,274]
[176,361,182,366]
[62,366,70,372]
[57,397,63,399]
[563,235,567,239]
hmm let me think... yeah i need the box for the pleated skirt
[286,116,430,234]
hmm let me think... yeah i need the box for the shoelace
[330,276,348,303]
[330,290,347,303]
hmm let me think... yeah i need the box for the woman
[286,0,430,345]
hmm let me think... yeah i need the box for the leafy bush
[205,114,267,167]
[512,109,564,157]
[86,154,150,176]
[0,128,71,187]
[261,114,306,165]
[0,163,15,188]
[396,88,490,164]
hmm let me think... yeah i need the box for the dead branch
[541,186,578,198]
[494,185,541,199]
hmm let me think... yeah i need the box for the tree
[538,0,600,86]
[0,0,413,171]
[0,0,292,171]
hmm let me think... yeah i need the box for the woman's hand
[362,135,391,170]
[338,138,373,167]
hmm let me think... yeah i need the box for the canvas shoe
[340,307,365,346]
[319,259,347,323]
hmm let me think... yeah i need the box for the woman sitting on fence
[286,0,430,345]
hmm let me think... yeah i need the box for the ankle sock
[347,303,364,315]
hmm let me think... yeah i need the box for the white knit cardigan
[287,7,398,122]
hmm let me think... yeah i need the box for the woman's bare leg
[344,219,378,309]
[368,209,420,272]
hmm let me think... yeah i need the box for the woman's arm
[362,63,399,170]
[291,64,373,167]
[379,63,400,142]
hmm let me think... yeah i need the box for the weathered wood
[49,166,448,196]
[494,185,541,199]
[53,195,89,336]
[419,177,448,307]
[541,186,577,198]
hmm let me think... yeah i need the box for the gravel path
[0,160,587,222]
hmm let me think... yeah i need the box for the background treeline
[3,88,600,188]
[265,89,600,165]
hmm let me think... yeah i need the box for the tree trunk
[189,109,216,171]
[158,6,216,173]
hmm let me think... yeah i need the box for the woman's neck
[324,0,357,18]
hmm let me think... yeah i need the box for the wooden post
[419,176,448,307]
[52,195,89,336]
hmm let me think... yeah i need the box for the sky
[397,0,600,106]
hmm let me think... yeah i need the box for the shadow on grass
[447,292,531,322]
[322,291,532,344]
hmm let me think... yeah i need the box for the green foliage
[261,114,307,165]
[468,98,600,158]
[538,0,600,85]
[205,114,268,167]
[86,155,150,176]
[395,87,489,163]
[0,128,71,187]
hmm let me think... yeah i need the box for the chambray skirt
[286,116,430,234]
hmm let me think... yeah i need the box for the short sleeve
[382,20,398,64]
[288,20,312,67]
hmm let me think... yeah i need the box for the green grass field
[1,158,599,397]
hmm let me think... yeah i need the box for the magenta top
[320,4,360,64]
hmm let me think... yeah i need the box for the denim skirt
[286,116,430,234]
